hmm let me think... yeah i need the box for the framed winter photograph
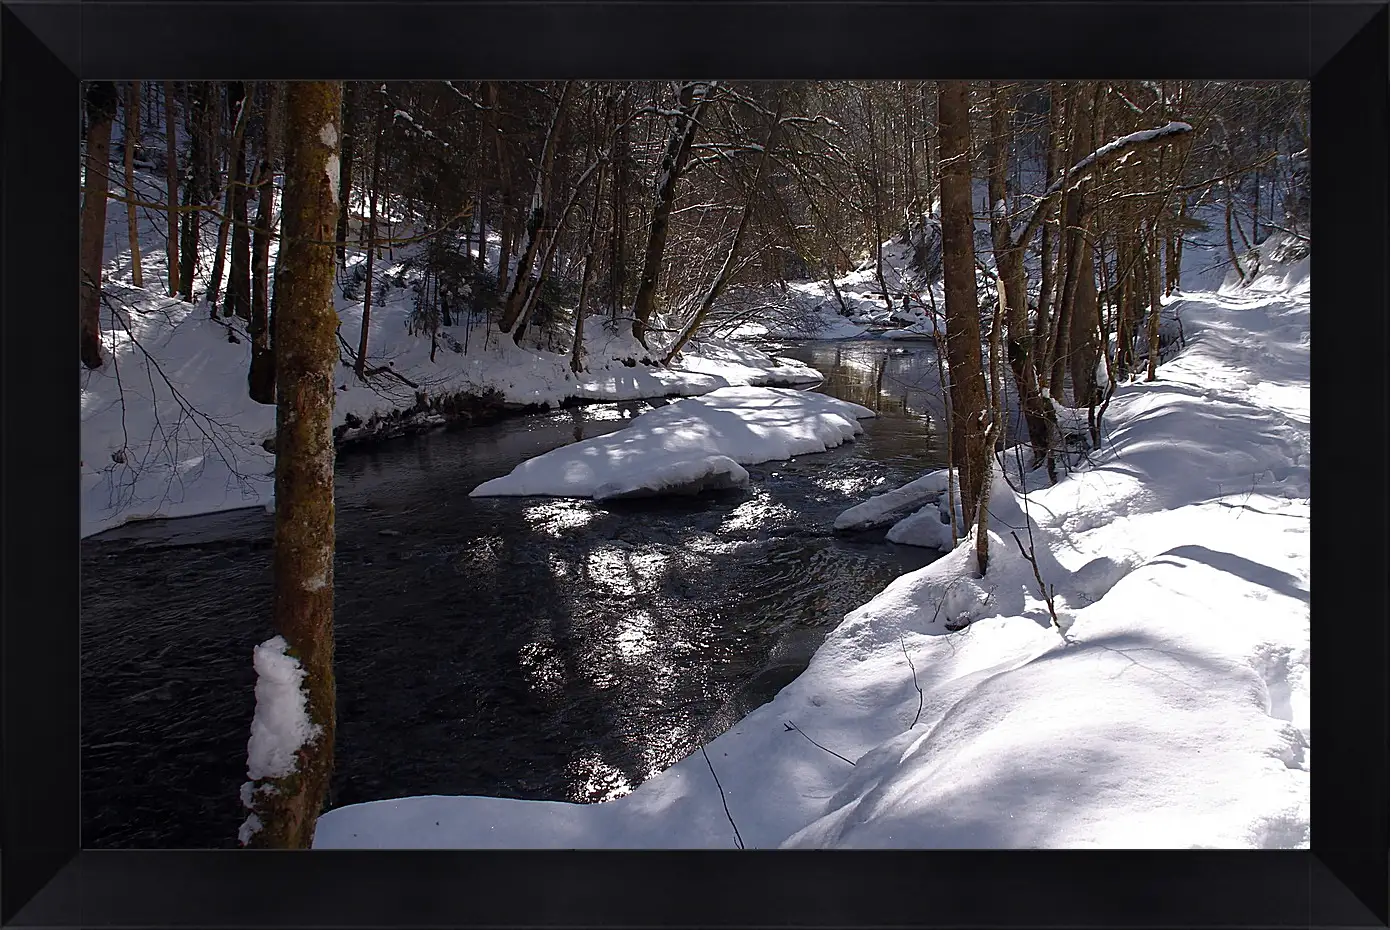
[3,0,1386,926]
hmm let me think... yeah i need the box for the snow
[240,634,320,845]
[315,212,1309,851]
[245,635,319,781]
[320,123,339,202]
[834,469,952,531]
[469,386,874,500]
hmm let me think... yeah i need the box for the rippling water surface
[81,339,950,847]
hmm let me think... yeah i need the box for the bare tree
[631,80,714,350]
[936,81,991,540]
[498,81,575,337]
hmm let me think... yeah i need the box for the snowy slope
[315,237,1310,851]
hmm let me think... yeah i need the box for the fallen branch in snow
[898,630,925,728]
[783,720,856,766]
[1011,530,1061,632]
[335,329,420,389]
[700,745,745,850]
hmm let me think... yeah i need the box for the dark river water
[80,339,951,848]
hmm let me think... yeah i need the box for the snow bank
[469,387,873,500]
[834,469,952,531]
[79,168,825,537]
[317,261,1309,850]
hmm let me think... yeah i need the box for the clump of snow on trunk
[238,635,321,844]
[320,123,339,204]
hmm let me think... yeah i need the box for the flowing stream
[80,338,953,848]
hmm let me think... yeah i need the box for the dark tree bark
[354,97,387,380]
[80,81,120,369]
[498,81,574,336]
[986,83,1055,471]
[570,158,608,373]
[207,83,252,316]
[335,82,357,266]
[631,80,712,350]
[123,82,145,289]
[163,82,182,299]
[936,81,991,535]
[226,82,254,320]
[179,84,210,302]
[664,93,785,364]
[242,80,342,850]
[249,83,282,405]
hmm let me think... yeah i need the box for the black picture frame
[3,1,1386,926]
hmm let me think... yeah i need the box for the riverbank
[314,252,1310,848]
[80,165,821,539]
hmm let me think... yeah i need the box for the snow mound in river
[470,386,874,500]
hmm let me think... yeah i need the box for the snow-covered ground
[79,167,821,538]
[314,236,1310,850]
[470,386,873,501]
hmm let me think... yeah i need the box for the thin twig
[700,745,744,850]
[783,720,856,766]
[898,630,925,728]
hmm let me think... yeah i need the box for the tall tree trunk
[249,83,282,405]
[1144,226,1164,381]
[499,81,574,335]
[163,81,182,299]
[80,82,120,369]
[485,83,514,295]
[123,82,145,288]
[610,90,630,315]
[226,82,254,320]
[936,81,990,532]
[178,84,207,302]
[242,80,342,850]
[335,83,357,266]
[631,80,712,350]
[1033,82,1064,373]
[1168,195,1187,295]
[354,99,386,380]
[207,84,251,314]
[987,83,1055,470]
[1046,81,1097,402]
[513,148,605,345]
[863,89,892,309]
[1068,230,1100,407]
[570,159,609,373]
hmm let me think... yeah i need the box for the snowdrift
[469,387,874,500]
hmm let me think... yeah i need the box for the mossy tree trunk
[936,80,991,530]
[80,81,119,370]
[244,81,342,849]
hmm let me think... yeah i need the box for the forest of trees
[79,78,1309,845]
